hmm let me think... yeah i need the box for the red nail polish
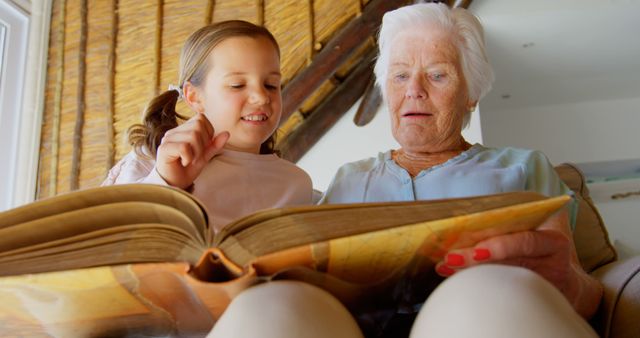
[436,265,455,276]
[473,248,491,261]
[445,253,465,266]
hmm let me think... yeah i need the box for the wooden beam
[279,51,376,162]
[205,0,215,25]
[452,0,473,9]
[280,0,407,123]
[71,0,88,191]
[352,0,474,127]
[256,0,264,26]
[49,0,67,196]
[106,0,119,171]
[353,75,381,126]
[307,0,315,63]
[154,0,163,96]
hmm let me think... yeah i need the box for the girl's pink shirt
[102,149,313,232]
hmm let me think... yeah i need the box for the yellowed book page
[249,195,570,284]
[0,184,208,240]
[0,201,207,277]
[326,195,571,283]
[0,226,204,277]
[218,191,548,266]
[0,202,200,252]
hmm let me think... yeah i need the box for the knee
[433,264,552,299]
[208,281,363,338]
[421,264,560,313]
[410,265,595,338]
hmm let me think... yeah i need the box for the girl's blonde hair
[128,20,281,157]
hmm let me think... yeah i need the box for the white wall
[480,96,640,258]
[480,97,640,164]
[297,101,397,192]
[298,101,483,191]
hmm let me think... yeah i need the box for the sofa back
[555,163,617,272]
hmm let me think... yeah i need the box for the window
[0,24,6,82]
[0,0,51,211]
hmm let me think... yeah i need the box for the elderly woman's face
[386,27,472,152]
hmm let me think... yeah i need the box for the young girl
[103,20,313,232]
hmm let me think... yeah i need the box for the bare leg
[208,281,363,338]
[410,265,598,338]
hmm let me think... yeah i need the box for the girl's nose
[249,86,270,105]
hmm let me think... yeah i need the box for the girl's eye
[265,84,279,90]
[230,84,245,89]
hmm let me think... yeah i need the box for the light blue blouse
[321,144,577,226]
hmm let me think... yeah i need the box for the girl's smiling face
[188,35,282,154]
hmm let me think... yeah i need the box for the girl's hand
[156,113,229,189]
[435,209,603,319]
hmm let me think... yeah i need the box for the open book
[0,184,570,337]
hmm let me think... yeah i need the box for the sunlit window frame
[0,0,52,211]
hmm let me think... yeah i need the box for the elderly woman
[210,3,602,338]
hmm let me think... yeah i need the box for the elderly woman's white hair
[374,3,495,117]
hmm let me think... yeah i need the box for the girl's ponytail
[260,134,277,155]
[127,89,187,158]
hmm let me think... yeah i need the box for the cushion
[555,163,617,272]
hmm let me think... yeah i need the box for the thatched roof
[38,0,472,199]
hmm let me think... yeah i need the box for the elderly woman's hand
[435,209,603,319]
